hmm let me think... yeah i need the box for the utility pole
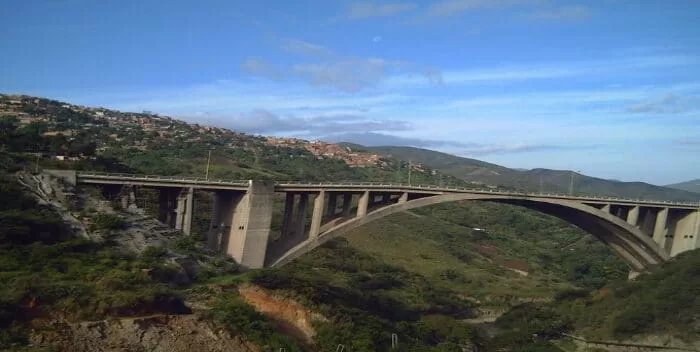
[408,160,412,186]
[569,170,580,196]
[35,151,40,173]
[205,149,212,180]
[539,175,543,193]
[693,200,700,239]
[568,171,574,196]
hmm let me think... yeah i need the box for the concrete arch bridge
[55,171,700,271]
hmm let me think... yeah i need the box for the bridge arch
[269,193,669,271]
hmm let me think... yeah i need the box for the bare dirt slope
[29,314,258,352]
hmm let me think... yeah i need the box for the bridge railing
[77,171,250,185]
[76,172,700,207]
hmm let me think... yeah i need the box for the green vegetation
[0,183,186,348]
[91,213,124,230]
[249,239,481,351]
[211,294,301,351]
[555,249,700,340]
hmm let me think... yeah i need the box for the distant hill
[353,145,700,202]
[666,178,700,194]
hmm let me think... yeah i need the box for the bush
[613,305,655,336]
[92,213,124,230]
[212,294,301,351]
[554,288,590,302]
[142,246,167,264]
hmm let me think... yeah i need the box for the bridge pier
[310,191,325,239]
[281,193,295,236]
[295,193,309,238]
[207,181,274,269]
[174,187,194,235]
[119,185,137,211]
[626,206,639,227]
[357,191,369,217]
[342,193,352,217]
[326,192,338,218]
[668,210,699,256]
[652,208,669,248]
[158,188,177,226]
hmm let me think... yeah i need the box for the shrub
[212,295,301,351]
[554,288,590,302]
[141,246,167,264]
[92,213,124,230]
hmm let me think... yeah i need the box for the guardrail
[76,172,700,207]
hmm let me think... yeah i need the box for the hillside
[359,145,700,202]
[1,93,697,351]
[488,249,700,351]
[666,178,700,194]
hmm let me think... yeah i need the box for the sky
[1,0,699,185]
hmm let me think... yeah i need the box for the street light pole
[569,170,575,196]
[205,149,212,180]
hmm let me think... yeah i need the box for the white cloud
[425,0,544,18]
[347,2,417,19]
[242,38,442,93]
[384,55,698,88]
[372,36,382,42]
[239,58,285,81]
[194,110,413,135]
[292,59,394,93]
[283,39,334,58]
[625,94,697,114]
[524,5,591,20]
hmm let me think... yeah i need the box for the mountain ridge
[666,178,700,194]
[350,145,700,202]
[1,93,696,202]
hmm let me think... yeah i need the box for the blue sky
[1,0,699,185]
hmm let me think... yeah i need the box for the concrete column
[601,203,610,213]
[398,192,408,204]
[357,191,369,218]
[309,191,326,239]
[626,206,639,227]
[694,210,700,252]
[342,193,352,217]
[669,210,699,257]
[325,193,337,218]
[120,190,129,210]
[640,209,656,236]
[381,193,391,203]
[119,185,137,210]
[295,193,309,237]
[158,188,175,226]
[207,191,239,251]
[174,187,194,235]
[227,180,275,269]
[281,193,295,236]
[653,208,669,248]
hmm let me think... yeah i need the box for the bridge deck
[76,172,700,209]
